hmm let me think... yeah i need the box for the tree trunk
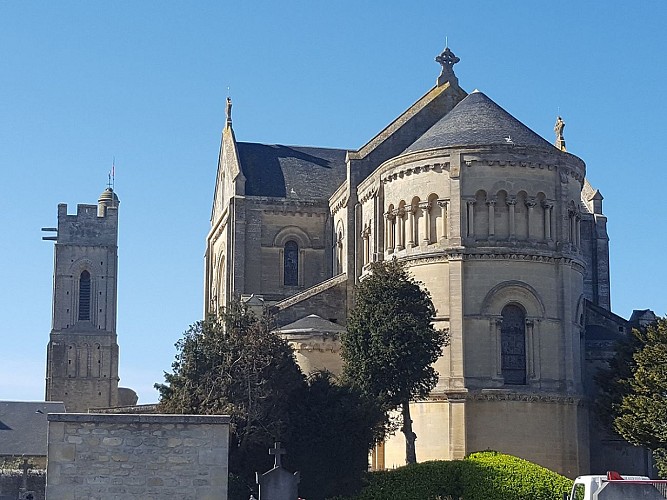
[401,401,417,464]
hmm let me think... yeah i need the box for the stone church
[206,47,647,477]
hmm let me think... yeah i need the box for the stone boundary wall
[46,413,230,500]
[0,471,45,500]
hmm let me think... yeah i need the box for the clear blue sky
[2,2,666,404]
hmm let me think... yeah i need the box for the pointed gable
[404,91,555,153]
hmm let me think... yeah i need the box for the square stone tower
[43,188,120,412]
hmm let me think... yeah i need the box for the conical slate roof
[404,91,554,153]
[276,314,345,335]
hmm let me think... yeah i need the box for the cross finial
[554,116,566,151]
[225,96,233,128]
[268,442,287,468]
[435,47,460,87]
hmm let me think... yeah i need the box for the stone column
[422,202,432,244]
[542,202,553,241]
[526,197,536,241]
[362,228,369,266]
[407,206,416,247]
[438,200,448,242]
[507,196,517,239]
[568,208,576,246]
[385,213,395,254]
[466,199,475,238]
[493,318,503,380]
[486,198,496,239]
[575,214,581,248]
[396,208,405,251]
[526,319,535,380]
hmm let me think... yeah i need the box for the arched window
[284,241,299,286]
[79,270,91,321]
[501,304,526,385]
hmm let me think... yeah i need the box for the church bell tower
[43,187,121,412]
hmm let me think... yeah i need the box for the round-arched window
[501,304,526,385]
[284,241,299,286]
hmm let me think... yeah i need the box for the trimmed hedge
[462,451,573,500]
[334,451,572,500]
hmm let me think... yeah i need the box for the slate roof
[276,314,345,335]
[0,401,65,456]
[236,143,348,199]
[404,91,555,153]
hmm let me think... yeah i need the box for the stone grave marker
[255,442,299,500]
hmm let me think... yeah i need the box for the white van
[566,472,667,500]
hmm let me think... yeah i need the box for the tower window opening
[79,270,91,320]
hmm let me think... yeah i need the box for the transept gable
[211,98,244,223]
[347,48,467,184]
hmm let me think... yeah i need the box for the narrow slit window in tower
[79,270,91,320]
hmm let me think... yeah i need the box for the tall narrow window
[284,241,299,286]
[501,304,526,385]
[79,270,91,320]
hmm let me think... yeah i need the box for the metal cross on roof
[269,441,287,468]
[435,47,460,87]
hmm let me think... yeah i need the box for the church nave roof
[237,143,348,200]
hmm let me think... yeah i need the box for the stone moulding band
[47,413,231,424]
[465,391,584,406]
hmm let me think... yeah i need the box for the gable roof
[0,401,66,456]
[236,143,348,199]
[404,91,555,153]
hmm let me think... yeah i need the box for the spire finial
[435,46,460,87]
[554,116,566,151]
[225,96,233,128]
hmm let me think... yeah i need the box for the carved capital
[437,200,449,208]
[506,197,517,206]
[419,201,432,212]
[486,198,497,207]
[541,201,553,210]
[525,198,537,208]
[385,211,395,221]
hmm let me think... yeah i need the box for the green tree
[286,371,384,500]
[155,302,305,494]
[612,318,667,476]
[340,258,449,465]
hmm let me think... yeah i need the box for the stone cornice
[358,186,378,205]
[381,161,450,185]
[399,248,586,272]
[330,194,349,216]
[284,334,341,354]
[466,390,584,406]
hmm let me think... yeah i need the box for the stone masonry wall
[46,413,229,500]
